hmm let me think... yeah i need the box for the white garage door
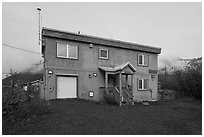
[57,76,77,98]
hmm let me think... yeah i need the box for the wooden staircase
[114,87,134,106]
[121,88,134,105]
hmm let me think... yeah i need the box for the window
[57,43,67,57]
[68,44,78,58]
[99,49,108,59]
[138,54,144,65]
[57,42,78,59]
[138,79,148,90]
[138,54,148,66]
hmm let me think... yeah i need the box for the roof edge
[42,27,161,54]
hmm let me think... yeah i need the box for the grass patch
[2,99,202,135]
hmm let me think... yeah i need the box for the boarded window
[99,49,108,59]
[57,42,78,59]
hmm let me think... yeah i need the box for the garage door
[57,76,77,98]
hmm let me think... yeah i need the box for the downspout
[149,89,153,101]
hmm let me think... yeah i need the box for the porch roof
[99,62,136,73]
[98,66,115,72]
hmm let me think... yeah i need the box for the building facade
[41,28,161,105]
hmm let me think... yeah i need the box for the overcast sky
[2,2,202,74]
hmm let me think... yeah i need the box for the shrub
[2,86,50,122]
[104,94,118,105]
[103,89,118,105]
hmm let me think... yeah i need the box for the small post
[125,75,128,89]
[105,72,108,92]
[132,73,135,105]
[119,73,122,106]
[130,74,134,93]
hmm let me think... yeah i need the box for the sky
[2,2,202,74]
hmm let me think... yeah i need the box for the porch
[99,62,136,106]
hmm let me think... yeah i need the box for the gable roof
[114,62,136,72]
[99,62,136,73]
[42,27,161,54]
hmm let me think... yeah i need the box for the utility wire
[2,44,41,54]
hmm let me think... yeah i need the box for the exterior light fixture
[93,73,97,77]
[48,70,53,74]
[89,91,94,97]
[89,44,93,48]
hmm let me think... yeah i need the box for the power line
[2,44,41,54]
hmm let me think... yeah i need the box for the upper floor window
[99,49,108,59]
[138,79,148,90]
[138,54,148,66]
[57,42,78,59]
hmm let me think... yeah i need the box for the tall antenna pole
[37,7,41,46]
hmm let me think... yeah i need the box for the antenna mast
[37,7,41,46]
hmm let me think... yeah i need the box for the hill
[159,57,202,74]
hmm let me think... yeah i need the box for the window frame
[57,42,78,59]
[138,54,149,67]
[138,54,145,66]
[138,78,148,91]
[99,48,109,60]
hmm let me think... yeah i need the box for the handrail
[113,87,122,106]
[123,89,133,98]
[114,87,128,104]
[122,89,134,104]
[114,87,120,94]
[114,86,134,105]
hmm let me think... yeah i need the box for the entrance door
[57,76,77,98]
[108,74,116,87]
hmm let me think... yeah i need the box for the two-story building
[40,27,161,106]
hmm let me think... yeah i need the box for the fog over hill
[22,60,43,74]
[2,59,43,79]
[159,56,201,74]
